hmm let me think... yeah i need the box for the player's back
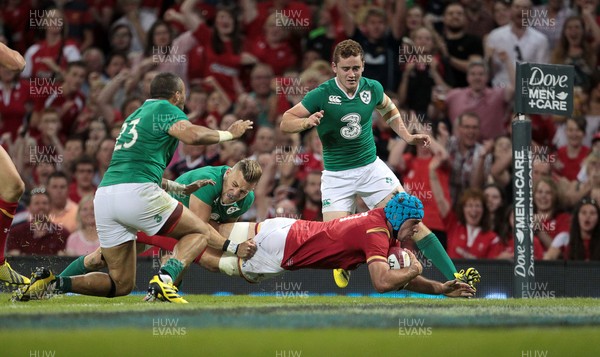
[282,208,392,270]
[101,99,187,187]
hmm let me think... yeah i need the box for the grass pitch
[1,294,599,357]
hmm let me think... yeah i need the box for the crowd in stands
[1,0,599,261]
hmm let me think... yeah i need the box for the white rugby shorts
[94,183,179,248]
[321,157,401,213]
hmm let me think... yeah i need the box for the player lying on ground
[25,192,476,298]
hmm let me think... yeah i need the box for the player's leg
[0,146,30,287]
[14,241,137,301]
[322,168,361,287]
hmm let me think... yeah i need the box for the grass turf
[1,294,600,356]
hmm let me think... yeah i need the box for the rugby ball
[388,246,411,270]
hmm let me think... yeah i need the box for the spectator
[33,109,65,160]
[492,0,512,28]
[94,137,115,186]
[430,156,499,259]
[532,0,574,48]
[442,2,484,88]
[64,194,100,256]
[62,0,95,51]
[298,170,322,221]
[275,198,300,219]
[85,118,109,157]
[248,63,277,128]
[69,156,97,203]
[183,1,257,100]
[167,143,207,179]
[186,85,208,126]
[6,187,69,256]
[395,127,451,248]
[22,8,82,80]
[109,23,134,55]
[555,117,590,181]
[545,197,600,261]
[47,171,79,234]
[247,13,297,76]
[341,5,403,91]
[0,65,31,142]
[31,61,87,138]
[398,27,451,117]
[485,0,549,88]
[112,0,157,53]
[295,128,323,183]
[250,126,276,159]
[61,136,84,179]
[445,112,486,204]
[482,136,513,191]
[460,0,496,39]
[533,177,571,250]
[493,204,545,260]
[483,183,507,234]
[551,16,596,92]
[443,59,514,141]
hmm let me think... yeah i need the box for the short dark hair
[150,72,183,99]
[67,60,87,72]
[332,39,364,64]
[72,155,96,173]
[47,171,69,185]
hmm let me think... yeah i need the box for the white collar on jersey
[334,77,359,100]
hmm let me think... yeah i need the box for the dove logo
[529,67,568,88]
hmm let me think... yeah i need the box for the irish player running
[281,40,480,290]
[14,73,256,303]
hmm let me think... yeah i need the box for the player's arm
[367,256,422,293]
[378,94,430,147]
[168,119,253,145]
[281,102,323,133]
[0,42,26,71]
[161,178,215,196]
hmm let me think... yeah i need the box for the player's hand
[406,134,431,148]
[237,239,257,259]
[227,120,254,139]
[184,179,215,195]
[405,250,423,276]
[303,110,323,130]
[442,279,475,298]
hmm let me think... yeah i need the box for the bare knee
[2,177,24,203]
[113,277,135,296]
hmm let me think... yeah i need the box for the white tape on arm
[164,179,186,193]
[217,130,234,142]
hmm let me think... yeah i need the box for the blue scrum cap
[384,192,424,232]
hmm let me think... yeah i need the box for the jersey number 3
[340,113,361,140]
[114,118,141,151]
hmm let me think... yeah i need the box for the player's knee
[114,278,135,296]
[3,177,25,202]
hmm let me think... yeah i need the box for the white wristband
[164,180,186,194]
[227,242,239,255]
[218,130,234,142]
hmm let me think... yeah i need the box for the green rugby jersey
[174,166,254,223]
[100,100,187,187]
[301,77,384,171]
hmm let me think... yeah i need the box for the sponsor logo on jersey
[359,90,371,104]
[210,213,220,221]
[328,95,342,105]
[226,206,241,215]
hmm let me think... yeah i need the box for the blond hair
[232,159,263,184]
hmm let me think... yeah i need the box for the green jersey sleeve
[301,85,325,113]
